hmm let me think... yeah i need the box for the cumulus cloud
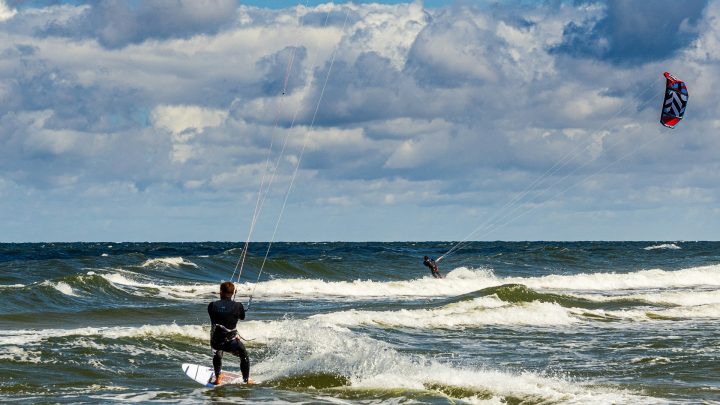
[151,105,228,135]
[0,0,15,21]
[553,0,709,66]
[40,0,238,49]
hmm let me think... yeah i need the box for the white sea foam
[94,268,494,302]
[0,323,210,347]
[140,257,198,268]
[101,272,216,300]
[89,391,179,403]
[232,267,498,299]
[630,356,670,364]
[568,302,720,322]
[643,243,681,250]
[311,296,720,331]
[511,265,720,291]
[0,283,25,288]
[0,318,664,403]
[88,265,720,312]
[222,265,720,300]
[311,296,579,328]
[575,290,720,307]
[0,346,42,363]
[637,303,720,320]
[252,319,657,404]
[40,280,79,297]
[643,290,720,306]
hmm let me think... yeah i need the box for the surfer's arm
[236,302,246,320]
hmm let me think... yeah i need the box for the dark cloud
[299,50,482,130]
[308,51,406,125]
[39,0,237,49]
[1,56,147,132]
[553,0,709,66]
[257,46,308,96]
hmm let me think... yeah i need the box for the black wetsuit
[423,258,442,279]
[208,298,249,382]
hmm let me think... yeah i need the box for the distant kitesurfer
[423,256,443,279]
[208,281,252,385]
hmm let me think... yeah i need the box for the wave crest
[140,257,198,268]
[644,243,681,251]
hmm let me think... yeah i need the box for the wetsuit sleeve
[235,302,245,320]
[207,302,213,318]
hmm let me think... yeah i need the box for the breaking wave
[1,319,652,403]
[254,319,658,404]
[140,257,198,268]
[644,243,681,251]
[236,264,720,300]
[311,296,580,328]
[6,264,719,307]
[99,272,216,300]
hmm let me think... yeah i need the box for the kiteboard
[181,363,255,387]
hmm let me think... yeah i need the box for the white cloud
[150,105,228,135]
[0,0,16,22]
[339,0,427,69]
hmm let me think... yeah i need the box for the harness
[210,324,238,347]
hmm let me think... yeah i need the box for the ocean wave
[0,318,665,403]
[2,270,220,303]
[140,257,198,268]
[644,243,681,251]
[623,303,720,320]
[555,302,720,323]
[509,265,720,291]
[0,325,218,371]
[310,296,579,328]
[101,272,216,299]
[0,346,42,363]
[7,264,720,310]
[253,319,657,404]
[243,271,496,298]
[0,323,210,347]
[306,289,720,330]
[226,265,720,301]
[574,289,720,308]
[630,356,670,364]
[39,280,80,297]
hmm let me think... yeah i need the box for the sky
[0,0,719,242]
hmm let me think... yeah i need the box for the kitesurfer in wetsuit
[423,256,443,279]
[208,281,251,385]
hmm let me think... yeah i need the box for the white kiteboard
[182,363,252,387]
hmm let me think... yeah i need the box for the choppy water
[1,241,719,403]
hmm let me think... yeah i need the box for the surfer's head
[220,281,235,299]
[424,256,429,260]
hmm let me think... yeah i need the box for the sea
[0,241,718,404]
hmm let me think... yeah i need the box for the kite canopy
[660,72,688,129]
